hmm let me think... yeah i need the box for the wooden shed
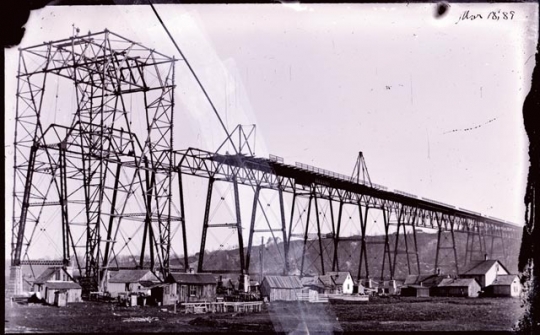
[149,283,177,306]
[486,274,521,297]
[434,278,481,298]
[166,273,217,303]
[43,282,82,304]
[260,275,303,301]
[401,285,430,297]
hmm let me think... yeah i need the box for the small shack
[166,273,217,303]
[435,278,481,298]
[106,269,161,297]
[401,285,430,297]
[32,266,82,303]
[301,276,326,294]
[260,275,303,301]
[486,274,521,297]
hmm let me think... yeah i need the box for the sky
[4,3,538,261]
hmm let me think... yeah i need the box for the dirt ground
[4,296,524,333]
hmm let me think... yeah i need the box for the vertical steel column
[278,188,289,274]
[464,222,471,267]
[434,214,442,273]
[232,177,245,273]
[380,206,393,280]
[58,141,71,263]
[177,172,189,272]
[332,201,344,271]
[198,178,214,272]
[358,202,370,281]
[450,219,460,275]
[287,191,297,247]
[391,207,404,279]
[300,194,313,276]
[411,211,421,275]
[313,191,325,275]
[102,163,122,269]
[245,186,261,272]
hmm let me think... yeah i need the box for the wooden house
[260,275,303,301]
[459,258,509,288]
[486,274,521,297]
[327,272,354,294]
[106,269,161,297]
[166,273,217,303]
[434,278,481,298]
[32,266,82,303]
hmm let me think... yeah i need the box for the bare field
[4,296,524,333]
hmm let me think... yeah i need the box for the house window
[125,283,131,292]
[347,284,350,291]
[55,271,61,281]
[190,285,197,296]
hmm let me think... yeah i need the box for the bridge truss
[10,30,522,296]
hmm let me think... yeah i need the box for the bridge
[8,29,521,296]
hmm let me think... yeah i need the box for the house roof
[491,274,519,286]
[327,272,351,285]
[404,274,447,287]
[301,276,315,285]
[460,260,509,276]
[168,273,217,285]
[317,275,335,288]
[301,277,325,289]
[262,275,303,289]
[44,282,82,290]
[34,267,62,284]
[109,269,159,283]
[438,278,479,287]
[404,285,430,290]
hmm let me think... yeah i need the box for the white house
[106,269,162,297]
[459,258,509,288]
[327,272,354,295]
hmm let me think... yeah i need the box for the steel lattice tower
[11,30,178,294]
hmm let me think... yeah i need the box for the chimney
[484,254,488,261]
[436,268,441,276]
[189,268,194,274]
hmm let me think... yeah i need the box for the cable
[147,0,238,154]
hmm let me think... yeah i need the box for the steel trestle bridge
[9,30,521,296]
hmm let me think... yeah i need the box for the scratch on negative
[443,118,497,134]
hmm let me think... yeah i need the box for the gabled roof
[438,278,479,287]
[34,267,61,284]
[460,260,509,276]
[168,273,217,285]
[317,275,335,288]
[34,267,74,284]
[262,275,303,289]
[491,274,519,286]
[109,269,159,283]
[301,276,325,289]
[44,282,82,290]
[327,272,351,285]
